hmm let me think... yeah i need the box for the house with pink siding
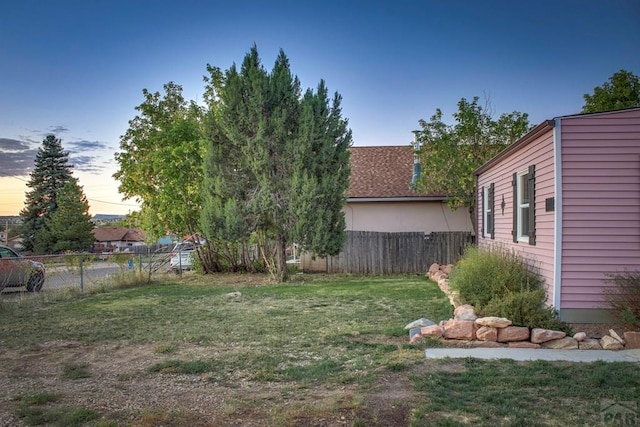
[475,107,640,323]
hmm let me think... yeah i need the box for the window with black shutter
[512,166,535,245]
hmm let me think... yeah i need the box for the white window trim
[482,186,492,238]
[516,169,529,243]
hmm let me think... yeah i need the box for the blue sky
[1,0,639,215]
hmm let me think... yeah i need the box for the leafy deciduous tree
[114,82,205,244]
[582,69,640,113]
[415,97,529,231]
[20,135,75,253]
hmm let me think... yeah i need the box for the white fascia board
[347,197,448,203]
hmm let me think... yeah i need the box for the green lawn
[0,274,637,426]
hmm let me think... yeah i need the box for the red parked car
[0,245,45,292]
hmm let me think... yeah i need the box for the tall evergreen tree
[201,65,260,271]
[202,46,352,282]
[35,179,95,253]
[20,134,74,253]
[291,81,351,256]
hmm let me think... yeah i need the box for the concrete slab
[425,347,640,362]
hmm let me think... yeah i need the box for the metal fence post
[79,254,84,292]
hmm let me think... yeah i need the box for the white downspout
[552,118,563,310]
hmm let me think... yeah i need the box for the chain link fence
[0,246,189,296]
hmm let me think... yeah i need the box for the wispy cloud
[0,138,31,152]
[0,137,108,177]
[48,125,69,135]
[69,155,105,173]
[67,140,109,152]
[0,138,37,176]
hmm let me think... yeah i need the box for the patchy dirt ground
[0,341,425,426]
[0,319,630,426]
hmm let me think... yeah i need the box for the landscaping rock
[420,324,444,338]
[475,326,498,342]
[530,328,566,344]
[409,333,423,344]
[443,320,476,340]
[432,271,447,282]
[600,335,624,350]
[441,264,454,275]
[508,341,541,349]
[454,304,477,321]
[409,327,422,340]
[437,278,449,293]
[447,291,463,308]
[428,263,440,278]
[475,316,512,328]
[405,318,436,329]
[609,329,625,345]
[578,339,602,350]
[573,332,587,342]
[497,326,530,342]
[541,337,578,349]
[623,331,640,349]
[226,292,242,298]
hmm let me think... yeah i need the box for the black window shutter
[528,165,536,245]
[489,183,495,239]
[481,186,485,237]
[512,172,518,243]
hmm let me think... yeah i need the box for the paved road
[44,263,124,290]
[1,262,144,295]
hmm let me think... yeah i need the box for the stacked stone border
[407,263,640,351]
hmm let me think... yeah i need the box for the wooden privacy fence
[325,231,475,274]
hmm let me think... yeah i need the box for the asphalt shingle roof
[347,146,444,199]
[93,227,145,243]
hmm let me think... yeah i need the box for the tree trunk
[275,233,289,282]
[468,203,477,236]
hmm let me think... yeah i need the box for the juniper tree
[201,46,352,282]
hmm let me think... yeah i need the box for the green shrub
[605,270,640,329]
[450,245,571,333]
[482,289,572,334]
[449,246,543,311]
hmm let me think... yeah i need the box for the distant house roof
[347,146,446,200]
[93,227,145,243]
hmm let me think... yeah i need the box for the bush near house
[605,270,640,329]
[449,246,571,333]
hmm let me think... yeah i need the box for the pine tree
[35,179,95,253]
[20,135,74,253]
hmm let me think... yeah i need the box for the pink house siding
[559,108,640,310]
[476,125,556,302]
[476,107,640,322]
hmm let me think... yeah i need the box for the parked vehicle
[169,242,196,273]
[0,245,45,292]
